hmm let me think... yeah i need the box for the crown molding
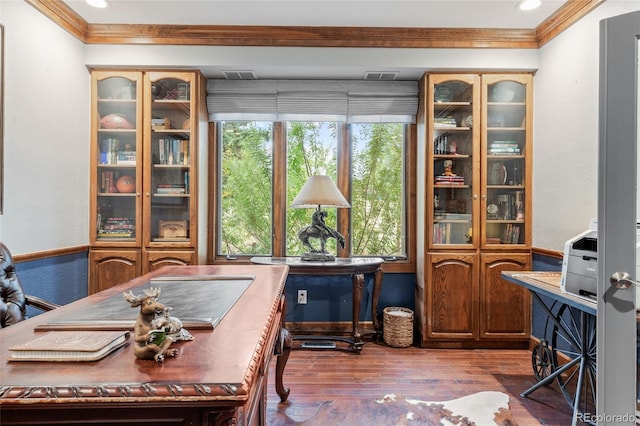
[27,0,606,49]
[536,0,607,47]
[25,0,88,40]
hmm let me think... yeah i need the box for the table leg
[275,327,291,402]
[371,267,384,337]
[352,272,364,346]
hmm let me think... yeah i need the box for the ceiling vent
[364,71,398,81]
[223,70,257,80]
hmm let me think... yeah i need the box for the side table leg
[275,327,291,402]
[352,272,365,347]
[371,267,384,338]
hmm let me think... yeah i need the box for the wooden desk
[0,265,291,426]
[250,257,384,352]
[502,271,596,426]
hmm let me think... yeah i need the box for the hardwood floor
[268,340,576,425]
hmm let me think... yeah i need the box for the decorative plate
[434,85,452,103]
[492,83,516,102]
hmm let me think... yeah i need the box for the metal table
[502,271,597,426]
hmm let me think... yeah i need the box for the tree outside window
[217,121,407,259]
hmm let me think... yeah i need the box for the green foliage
[219,121,406,257]
[286,122,338,255]
[220,122,273,255]
[351,123,404,256]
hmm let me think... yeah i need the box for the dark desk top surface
[0,264,288,406]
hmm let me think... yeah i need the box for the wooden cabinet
[425,252,478,341]
[416,73,532,348]
[89,70,208,293]
[88,249,141,294]
[480,252,531,340]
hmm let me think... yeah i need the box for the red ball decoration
[116,175,135,193]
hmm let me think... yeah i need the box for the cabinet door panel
[426,252,478,339]
[480,252,531,339]
[143,250,195,274]
[89,249,141,294]
[90,71,143,248]
[143,72,198,249]
[481,74,532,249]
[427,74,481,250]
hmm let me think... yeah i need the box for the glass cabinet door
[428,75,480,248]
[91,71,142,246]
[481,75,532,248]
[144,73,195,246]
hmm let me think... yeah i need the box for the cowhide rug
[267,391,518,425]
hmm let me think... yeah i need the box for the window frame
[208,121,416,273]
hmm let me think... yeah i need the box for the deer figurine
[123,287,178,362]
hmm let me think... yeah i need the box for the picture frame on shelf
[158,220,187,239]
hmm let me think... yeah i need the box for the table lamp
[291,175,350,261]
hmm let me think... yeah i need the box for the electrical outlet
[297,289,307,304]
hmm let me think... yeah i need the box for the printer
[561,219,640,305]
[561,224,598,300]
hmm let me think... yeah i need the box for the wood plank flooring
[268,340,576,425]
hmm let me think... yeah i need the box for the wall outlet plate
[298,289,307,304]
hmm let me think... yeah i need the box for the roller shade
[207,79,418,123]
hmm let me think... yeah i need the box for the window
[218,121,273,256]
[217,121,411,262]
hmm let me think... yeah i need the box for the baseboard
[286,321,375,336]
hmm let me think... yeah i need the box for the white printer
[561,219,640,306]
[561,220,598,300]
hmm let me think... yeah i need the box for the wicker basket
[383,307,414,348]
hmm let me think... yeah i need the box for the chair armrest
[25,295,60,312]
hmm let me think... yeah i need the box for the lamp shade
[290,175,351,209]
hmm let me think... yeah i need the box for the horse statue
[298,209,345,261]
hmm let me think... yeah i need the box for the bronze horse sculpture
[298,209,345,260]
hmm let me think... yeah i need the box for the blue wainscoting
[284,272,415,323]
[531,251,563,340]
[16,251,88,319]
[16,249,559,338]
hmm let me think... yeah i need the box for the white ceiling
[63,0,567,30]
[61,0,569,79]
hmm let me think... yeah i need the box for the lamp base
[301,252,335,262]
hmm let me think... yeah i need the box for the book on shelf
[500,223,521,244]
[100,170,118,193]
[158,139,189,166]
[7,331,130,362]
[100,138,119,165]
[489,141,521,155]
[156,183,186,194]
[435,175,465,184]
[434,116,457,128]
[99,217,135,238]
[116,151,136,165]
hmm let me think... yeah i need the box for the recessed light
[86,0,110,8]
[517,0,541,11]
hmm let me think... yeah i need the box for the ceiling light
[517,0,541,11]
[86,0,110,8]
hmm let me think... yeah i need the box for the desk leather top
[0,264,288,406]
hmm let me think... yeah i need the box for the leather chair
[0,242,59,328]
